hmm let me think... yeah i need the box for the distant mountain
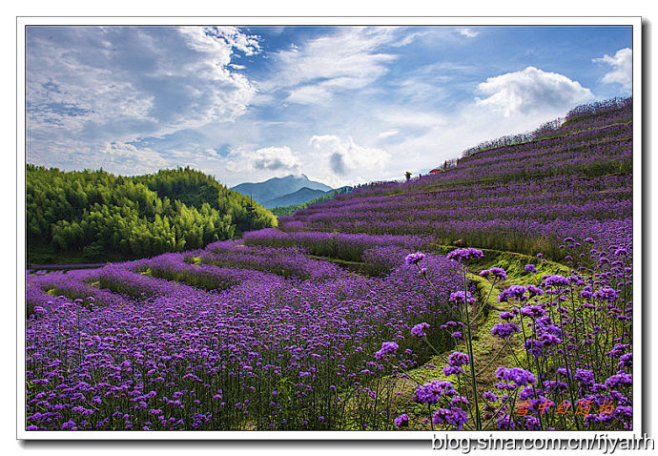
[270,186,355,216]
[231,174,333,207]
[263,187,329,208]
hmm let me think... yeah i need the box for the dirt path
[389,251,573,430]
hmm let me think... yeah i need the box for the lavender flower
[491,322,521,339]
[489,267,507,280]
[394,414,409,427]
[498,285,528,303]
[524,416,541,430]
[495,367,536,387]
[443,365,463,377]
[374,341,399,359]
[447,248,484,262]
[499,311,515,320]
[618,352,632,369]
[449,291,476,305]
[432,407,468,430]
[519,305,547,318]
[541,274,570,288]
[447,352,470,366]
[450,331,464,340]
[405,252,426,265]
[594,286,619,302]
[574,369,595,387]
[413,380,456,404]
[496,414,515,430]
[411,322,430,338]
[605,373,632,390]
[526,284,544,297]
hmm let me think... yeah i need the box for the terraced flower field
[278,98,632,263]
[25,98,634,432]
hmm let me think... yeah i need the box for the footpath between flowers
[384,247,575,431]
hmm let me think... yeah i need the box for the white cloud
[177,26,234,70]
[212,26,261,56]
[100,141,170,174]
[378,110,447,128]
[260,27,399,104]
[378,129,399,138]
[26,26,260,167]
[171,26,258,124]
[594,48,632,91]
[226,145,301,173]
[475,66,594,117]
[372,67,600,177]
[391,30,424,47]
[285,85,332,104]
[458,28,479,38]
[251,146,301,171]
[26,26,626,192]
[308,135,390,176]
[375,101,572,179]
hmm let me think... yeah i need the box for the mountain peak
[279,173,309,181]
[231,174,332,207]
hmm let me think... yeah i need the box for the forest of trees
[26,165,277,263]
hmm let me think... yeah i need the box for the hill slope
[275,98,633,262]
[26,166,276,263]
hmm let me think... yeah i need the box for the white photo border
[16,15,643,441]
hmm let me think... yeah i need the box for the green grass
[382,249,572,431]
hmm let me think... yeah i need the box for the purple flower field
[277,99,632,263]
[25,99,634,431]
[26,243,464,430]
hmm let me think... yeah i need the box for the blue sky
[26,25,632,187]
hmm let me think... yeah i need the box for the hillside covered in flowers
[26,98,634,432]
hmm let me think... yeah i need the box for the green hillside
[26,165,276,263]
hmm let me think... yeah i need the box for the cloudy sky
[26,25,632,188]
